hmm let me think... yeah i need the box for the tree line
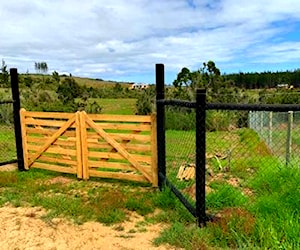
[224,70,300,89]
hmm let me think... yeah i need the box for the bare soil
[0,205,171,250]
[0,164,172,250]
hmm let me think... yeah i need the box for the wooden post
[268,111,273,148]
[151,113,158,187]
[20,108,29,169]
[156,63,166,190]
[80,111,89,179]
[196,88,207,226]
[10,68,25,171]
[286,111,293,166]
[75,111,83,179]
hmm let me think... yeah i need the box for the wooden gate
[20,109,157,186]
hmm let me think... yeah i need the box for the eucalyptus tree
[34,61,48,74]
[0,59,9,86]
[172,61,222,100]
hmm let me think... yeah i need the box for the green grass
[92,98,137,115]
[0,169,157,224]
[0,126,16,162]
[160,127,300,249]
[75,98,136,115]
[0,123,299,249]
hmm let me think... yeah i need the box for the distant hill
[20,74,133,89]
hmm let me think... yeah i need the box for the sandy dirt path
[0,205,172,250]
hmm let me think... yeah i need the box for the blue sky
[1,0,300,84]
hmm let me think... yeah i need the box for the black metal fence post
[156,64,166,190]
[10,68,25,171]
[196,88,207,226]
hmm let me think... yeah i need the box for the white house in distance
[129,83,149,90]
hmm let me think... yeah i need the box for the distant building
[277,84,289,89]
[129,83,149,90]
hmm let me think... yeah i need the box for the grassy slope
[25,74,132,89]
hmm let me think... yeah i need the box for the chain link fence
[0,101,16,164]
[165,106,196,208]
[249,110,300,167]
[158,99,300,224]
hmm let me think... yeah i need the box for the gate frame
[155,64,207,226]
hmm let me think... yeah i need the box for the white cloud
[0,0,300,83]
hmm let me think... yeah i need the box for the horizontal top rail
[206,103,300,112]
[156,99,196,108]
[0,100,14,105]
[157,99,300,112]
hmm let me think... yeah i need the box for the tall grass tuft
[206,183,248,210]
[247,164,300,248]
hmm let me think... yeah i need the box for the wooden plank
[91,123,151,131]
[87,151,151,163]
[20,108,29,170]
[24,118,76,128]
[75,112,83,179]
[84,113,152,182]
[125,144,151,152]
[86,132,150,143]
[80,112,89,180]
[87,114,151,123]
[151,113,158,187]
[27,137,76,147]
[22,111,74,119]
[27,144,77,157]
[88,170,148,183]
[134,155,152,164]
[88,161,134,170]
[88,161,151,172]
[26,128,76,137]
[87,142,151,152]
[88,151,124,160]
[31,162,76,174]
[38,155,77,166]
[87,141,113,150]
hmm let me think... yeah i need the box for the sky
[1,0,300,84]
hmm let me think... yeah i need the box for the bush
[77,98,102,114]
[135,87,155,115]
[165,108,196,130]
[57,77,81,104]
[206,110,239,131]
[0,104,13,124]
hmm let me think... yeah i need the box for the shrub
[135,87,155,115]
[0,104,13,124]
[165,108,195,130]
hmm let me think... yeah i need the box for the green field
[92,98,137,115]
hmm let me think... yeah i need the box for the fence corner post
[196,88,207,226]
[156,64,166,190]
[10,68,25,171]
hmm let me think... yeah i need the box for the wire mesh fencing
[0,101,16,164]
[204,108,300,216]
[249,110,300,166]
[165,106,197,206]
